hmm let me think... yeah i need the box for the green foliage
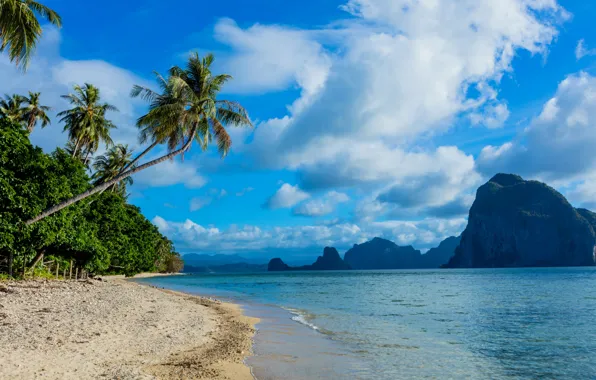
[0,0,62,70]
[0,119,180,276]
[58,83,118,160]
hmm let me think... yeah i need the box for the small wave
[282,307,320,332]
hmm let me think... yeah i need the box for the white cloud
[293,191,350,217]
[213,18,332,104]
[153,215,466,253]
[218,0,567,211]
[263,183,310,209]
[477,72,596,183]
[575,39,596,60]
[469,102,510,129]
[134,158,206,189]
[190,197,212,211]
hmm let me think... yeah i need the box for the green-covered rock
[445,174,596,268]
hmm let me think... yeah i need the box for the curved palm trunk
[25,129,196,226]
[122,141,159,172]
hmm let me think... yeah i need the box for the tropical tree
[0,93,25,125]
[57,83,118,160]
[21,91,51,132]
[0,0,62,70]
[92,144,135,193]
[25,52,252,225]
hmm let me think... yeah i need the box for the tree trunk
[25,128,196,226]
[28,249,45,271]
[28,115,35,133]
[72,137,82,158]
[84,149,92,165]
[122,140,159,172]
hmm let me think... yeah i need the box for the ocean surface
[137,268,596,379]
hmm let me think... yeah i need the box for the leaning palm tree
[0,93,25,125]
[25,52,252,225]
[91,144,135,193]
[21,91,51,132]
[0,0,62,70]
[57,83,117,159]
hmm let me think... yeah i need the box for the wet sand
[0,278,258,379]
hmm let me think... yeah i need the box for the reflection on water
[138,267,596,379]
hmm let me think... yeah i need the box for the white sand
[0,278,258,379]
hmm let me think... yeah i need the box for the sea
[136,267,596,379]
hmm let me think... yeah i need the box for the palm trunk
[84,149,92,165]
[28,115,35,133]
[122,141,159,172]
[72,137,82,158]
[25,129,196,226]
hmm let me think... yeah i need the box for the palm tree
[57,83,118,159]
[0,0,62,70]
[0,93,25,125]
[92,144,135,193]
[21,91,51,132]
[25,52,252,225]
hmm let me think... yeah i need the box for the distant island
[445,174,596,268]
[268,247,351,271]
[186,173,596,273]
[343,236,459,270]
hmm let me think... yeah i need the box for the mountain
[444,174,596,268]
[344,237,421,269]
[421,235,461,268]
[268,247,351,271]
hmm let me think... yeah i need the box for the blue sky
[3,0,596,259]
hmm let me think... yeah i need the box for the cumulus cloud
[153,215,466,253]
[292,191,350,217]
[216,0,567,211]
[477,72,596,182]
[263,183,310,209]
[134,158,206,189]
[213,18,332,103]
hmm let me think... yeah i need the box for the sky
[3,0,596,259]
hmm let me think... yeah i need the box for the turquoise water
[138,268,596,379]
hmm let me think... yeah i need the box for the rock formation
[444,174,596,268]
[343,237,458,269]
[268,247,351,271]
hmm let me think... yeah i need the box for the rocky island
[444,174,596,268]
[344,236,458,270]
[268,247,351,271]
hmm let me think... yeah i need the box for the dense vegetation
[0,118,183,277]
[0,3,250,278]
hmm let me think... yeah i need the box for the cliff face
[310,247,351,270]
[268,247,351,271]
[268,258,291,271]
[445,174,596,268]
[421,235,461,268]
[344,237,422,269]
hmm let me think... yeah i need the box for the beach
[0,277,258,380]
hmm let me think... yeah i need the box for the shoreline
[0,278,259,379]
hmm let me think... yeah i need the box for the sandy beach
[0,278,258,379]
